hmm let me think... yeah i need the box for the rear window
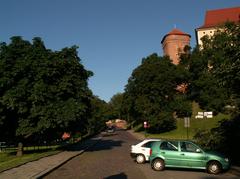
[142,141,155,148]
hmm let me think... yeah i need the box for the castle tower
[161,28,191,65]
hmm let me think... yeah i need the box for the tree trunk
[16,142,23,157]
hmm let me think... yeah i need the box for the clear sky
[0,0,239,102]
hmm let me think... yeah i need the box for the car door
[179,141,206,168]
[159,141,180,166]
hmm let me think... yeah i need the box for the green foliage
[190,22,240,164]
[0,37,92,142]
[181,22,240,113]
[87,96,109,134]
[170,94,192,118]
[0,149,60,172]
[123,54,192,133]
[108,93,124,119]
[194,114,240,164]
[148,111,176,133]
[147,102,228,139]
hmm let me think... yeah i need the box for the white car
[130,139,161,164]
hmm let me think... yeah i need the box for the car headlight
[224,158,229,162]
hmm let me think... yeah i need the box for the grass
[0,133,91,172]
[0,146,61,172]
[143,102,230,140]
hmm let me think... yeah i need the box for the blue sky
[0,0,239,102]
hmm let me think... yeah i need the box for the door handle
[180,153,185,155]
[161,152,165,154]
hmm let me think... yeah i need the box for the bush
[194,114,240,165]
[148,111,176,134]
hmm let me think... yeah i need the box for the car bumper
[222,162,230,170]
[130,152,137,158]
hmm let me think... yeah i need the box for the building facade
[195,7,240,46]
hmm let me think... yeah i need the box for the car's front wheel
[207,161,222,174]
[151,158,165,171]
[136,154,145,164]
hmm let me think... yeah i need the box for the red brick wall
[162,35,190,65]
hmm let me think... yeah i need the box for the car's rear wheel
[151,159,165,171]
[207,161,222,174]
[136,154,145,164]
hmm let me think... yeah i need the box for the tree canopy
[179,22,240,113]
[0,37,93,142]
[182,22,240,164]
[123,54,191,133]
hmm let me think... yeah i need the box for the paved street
[43,130,145,179]
[43,130,238,179]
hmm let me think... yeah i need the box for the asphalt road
[43,130,238,179]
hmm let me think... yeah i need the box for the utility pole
[184,117,190,139]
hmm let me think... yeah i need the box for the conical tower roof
[161,28,191,44]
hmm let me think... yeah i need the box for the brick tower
[161,28,191,65]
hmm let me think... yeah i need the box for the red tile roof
[168,28,190,36]
[161,28,191,43]
[199,7,240,29]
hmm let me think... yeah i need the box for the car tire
[207,161,222,174]
[151,158,165,171]
[136,154,145,164]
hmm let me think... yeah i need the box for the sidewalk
[0,136,101,179]
[127,129,240,177]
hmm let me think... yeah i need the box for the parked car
[106,126,115,133]
[149,140,230,174]
[130,139,161,164]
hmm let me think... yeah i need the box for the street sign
[195,111,213,118]
[144,121,148,128]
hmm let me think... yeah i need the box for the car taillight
[150,149,152,156]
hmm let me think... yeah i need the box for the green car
[149,140,230,174]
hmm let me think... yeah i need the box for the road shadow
[86,138,124,152]
[199,175,239,179]
[64,138,100,151]
[165,167,206,174]
[164,167,234,178]
[104,172,128,179]
[101,132,118,137]
[64,137,124,152]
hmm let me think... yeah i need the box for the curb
[35,136,102,179]
[34,150,85,179]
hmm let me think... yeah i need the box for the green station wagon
[149,140,230,174]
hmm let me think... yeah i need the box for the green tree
[124,54,191,133]
[87,96,109,135]
[190,23,240,164]
[0,37,92,143]
[181,22,240,112]
[202,22,240,110]
[179,45,228,113]
[108,93,124,119]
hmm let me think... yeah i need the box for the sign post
[144,121,148,138]
[184,117,190,139]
